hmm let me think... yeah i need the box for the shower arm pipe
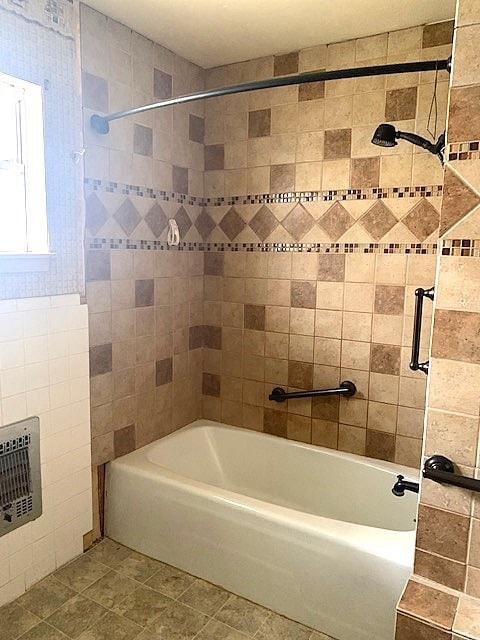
[91,58,451,134]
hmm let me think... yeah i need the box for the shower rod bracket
[90,58,451,134]
[269,381,356,403]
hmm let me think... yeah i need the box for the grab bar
[409,286,434,375]
[269,381,356,403]
[423,455,480,493]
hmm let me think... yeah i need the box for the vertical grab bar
[409,286,434,374]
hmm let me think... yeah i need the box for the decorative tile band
[447,141,480,161]
[442,239,480,257]
[84,178,443,206]
[87,238,439,255]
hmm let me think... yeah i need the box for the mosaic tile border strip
[447,141,480,161]
[442,239,480,257]
[87,238,439,255]
[0,0,75,39]
[84,178,443,206]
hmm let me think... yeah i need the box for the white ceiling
[85,0,456,68]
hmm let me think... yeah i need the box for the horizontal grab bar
[269,381,356,403]
[423,455,480,493]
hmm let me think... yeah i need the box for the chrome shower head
[371,123,398,147]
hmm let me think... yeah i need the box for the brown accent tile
[248,109,271,138]
[417,504,470,562]
[205,144,225,171]
[422,20,454,48]
[351,157,380,189]
[195,208,216,240]
[203,372,221,397]
[299,81,325,101]
[114,424,136,458]
[204,325,222,350]
[396,613,451,640]
[270,164,295,192]
[432,309,480,364]
[282,204,315,242]
[244,304,266,331]
[448,86,480,143]
[403,199,440,241]
[318,202,355,241]
[374,285,405,315]
[219,207,246,241]
[288,361,313,389]
[172,165,189,194]
[370,343,400,375]
[133,124,153,157]
[399,579,458,630]
[290,281,316,309]
[414,550,466,592]
[135,279,154,307]
[85,193,108,235]
[440,168,480,236]
[249,206,278,241]
[274,52,299,76]
[174,206,192,237]
[324,128,352,160]
[312,396,339,421]
[153,68,172,99]
[204,252,224,276]
[90,344,113,377]
[263,408,288,437]
[317,254,345,282]
[189,114,205,143]
[360,201,397,241]
[114,199,141,236]
[189,325,204,350]
[385,87,417,121]
[145,203,168,238]
[82,71,108,112]
[155,358,173,386]
[365,429,395,462]
[86,251,111,282]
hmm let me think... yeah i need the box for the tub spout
[392,475,419,497]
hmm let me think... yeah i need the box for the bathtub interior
[141,421,418,532]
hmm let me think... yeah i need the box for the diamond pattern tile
[359,201,397,241]
[219,207,246,241]
[144,203,168,238]
[195,208,216,240]
[85,192,108,235]
[281,204,315,242]
[249,206,279,241]
[402,199,440,241]
[318,202,355,241]
[114,198,142,236]
[174,206,193,238]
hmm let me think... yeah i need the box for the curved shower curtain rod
[90,57,451,134]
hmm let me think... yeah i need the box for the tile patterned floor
[0,538,337,640]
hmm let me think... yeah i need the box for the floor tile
[112,585,173,627]
[115,551,162,583]
[214,595,270,635]
[87,539,133,569]
[309,632,337,640]
[76,610,143,640]
[83,570,138,609]
[178,579,230,616]
[54,555,111,592]
[255,613,312,640]
[145,600,209,640]
[0,602,40,640]
[194,619,249,640]
[145,563,195,599]
[16,621,69,639]
[17,576,76,619]
[46,595,106,638]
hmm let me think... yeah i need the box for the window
[0,72,49,267]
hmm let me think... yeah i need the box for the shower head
[371,123,398,147]
[371,123,445,164]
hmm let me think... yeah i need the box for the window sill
[0,253,53,273]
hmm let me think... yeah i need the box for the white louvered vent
[0,417,42,536]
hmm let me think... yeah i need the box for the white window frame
[0,72,52,272]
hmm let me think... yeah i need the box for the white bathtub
[105,420,418,640]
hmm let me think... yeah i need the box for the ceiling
[85,0,456,68]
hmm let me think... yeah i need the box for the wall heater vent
[0,417,42,537]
